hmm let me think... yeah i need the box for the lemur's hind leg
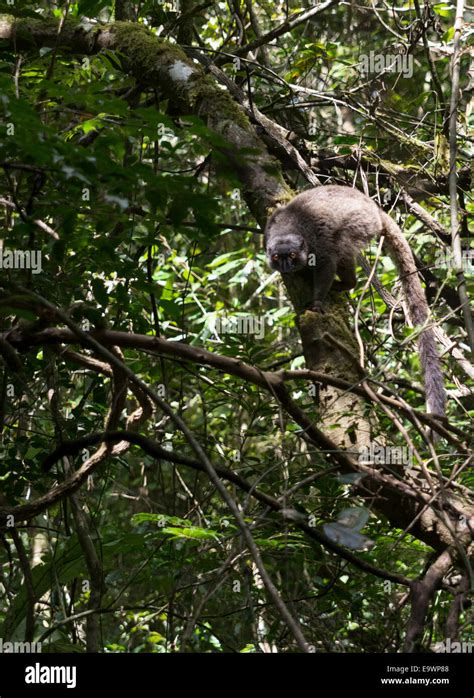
[332,256,357,291]
[309,255,338,313]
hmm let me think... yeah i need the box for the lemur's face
[266,236,308,273]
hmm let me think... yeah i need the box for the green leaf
[323,523,374,551]
[78,0,109,14]
[337,507,370,531]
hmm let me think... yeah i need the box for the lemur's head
[265,210,308,273]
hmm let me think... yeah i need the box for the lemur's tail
[381,212,446,417]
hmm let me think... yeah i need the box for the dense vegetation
[0,0,472,654]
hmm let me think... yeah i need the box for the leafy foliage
[0,0,471,654]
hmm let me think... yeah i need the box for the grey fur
[265,185,446,416]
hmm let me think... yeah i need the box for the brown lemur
[264,185,446,417]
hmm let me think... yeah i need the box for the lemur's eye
[272,254,279,261]
[289,252,297,259]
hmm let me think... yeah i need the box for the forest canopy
[0,0,472,656]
